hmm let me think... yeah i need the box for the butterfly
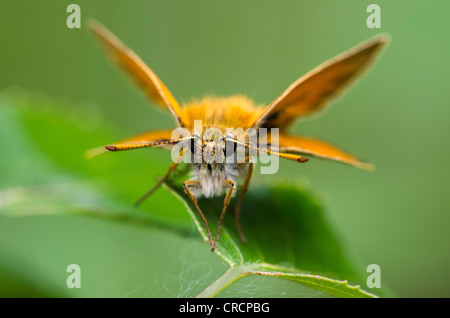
[87,20,387,251]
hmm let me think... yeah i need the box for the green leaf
[0,90,378,298]
[196,264,376,298]
[0,89,192,233]
[166,180,376,298]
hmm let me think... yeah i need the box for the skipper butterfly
[88,21,387,251]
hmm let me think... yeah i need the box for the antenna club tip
[298,157,309,163]
[105,145,117,151]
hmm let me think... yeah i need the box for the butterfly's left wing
[89,20,186,127]
[272,133,373,171]
[253,36,388,130]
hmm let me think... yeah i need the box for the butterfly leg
[234,163,254,243]
[134,161,179,207]
[183,179,214,250]
[211,179,235,252]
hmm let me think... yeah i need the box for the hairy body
[182,96,260,198]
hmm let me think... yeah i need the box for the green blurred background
[0,0,449,297]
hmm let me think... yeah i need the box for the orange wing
[274,134,373,171]
[89,20,186,127]
[85,129,175,158]
[253,36,388,129]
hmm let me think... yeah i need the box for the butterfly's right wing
[89,20,186,127]
[274,133,374,171]
[253,36,388,130]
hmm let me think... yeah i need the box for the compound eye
[189,138,195,154]
[189,133,202,154]
[224,135,238,158]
